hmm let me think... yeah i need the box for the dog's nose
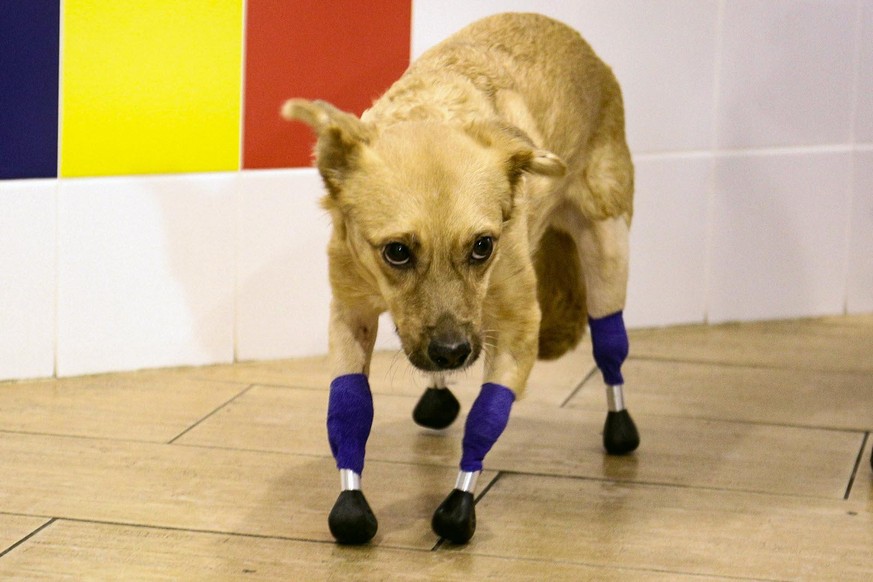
[427,337,472,370]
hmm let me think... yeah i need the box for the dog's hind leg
[325,300,380,544]
[412,373,461,430]
[576,216,640,455]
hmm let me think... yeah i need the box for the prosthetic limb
[577,217,639,455]
[326,374,378,544]
[590,312,639,454]
[412,373,461,430]
[324,301,380,544]
[432,382,515,543]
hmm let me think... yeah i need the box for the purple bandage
[460,383,515,472]
[589,311,629,386]
[327,374,374,475]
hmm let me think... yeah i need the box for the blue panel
[0,1,60,179]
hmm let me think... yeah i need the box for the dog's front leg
[432,263,540,544]
[325,298,380,544]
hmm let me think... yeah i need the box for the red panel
[244,0,412,169]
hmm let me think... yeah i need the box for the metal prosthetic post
[326,374,378,544]
[589,312,640,455]
[433,383,514,544]
[412,373,461,430]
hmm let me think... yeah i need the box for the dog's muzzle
[407,317,480,372]
[427,331,473,370]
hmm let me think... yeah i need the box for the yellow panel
[61,1,243,177]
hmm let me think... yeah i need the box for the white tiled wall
[0,181,56,380]
[716,0,858,150]
[857,2,873,143]
[708,151,854,322]
[849,150,873,313]
[236,170,330,361]
[56,174,236,376]
[625,155,713,328]
[2,0,871,380]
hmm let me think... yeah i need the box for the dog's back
[363,13,634,361]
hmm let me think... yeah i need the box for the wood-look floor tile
[461,474,873,580]
[0,520,730,581]
[177,385,464,467]
[0,515,50,555]
[629,315,873,373]
[176,385,860,498]
[569,358,873,431]
[499,404,861,499]
[0,374,247,442]
[0,432,478,549]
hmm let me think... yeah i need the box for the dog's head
[283,99,565,372]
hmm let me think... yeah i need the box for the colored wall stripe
[0,0,60,180]
[60,0,244,177]
[243,0,412,169]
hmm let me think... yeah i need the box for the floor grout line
[166,384,257,445]
[559,365,599,408]
[627,354,872,375]
[0,514,788,581]
[0,518,56,559]
[843,431,870,500]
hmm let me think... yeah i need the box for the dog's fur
[283,13,633,397]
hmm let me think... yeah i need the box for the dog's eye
[383,242,413,267]
[470,236,494,263]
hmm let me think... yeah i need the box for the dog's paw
[412,387,461,430]
[328,490,378,544]
[603,409,640,455]
[432,489,476,544]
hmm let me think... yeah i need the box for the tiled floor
[0,316,871,580]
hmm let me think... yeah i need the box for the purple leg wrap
[589,311,629,386]
[460,383,515,472]
[327,374,373,475]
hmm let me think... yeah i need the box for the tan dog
[283,12,636,545]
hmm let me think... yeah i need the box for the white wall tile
[625,155,712,328]
[847,149,873,313]
[236,170,330,360]
[716,0,857,149]
[0,180,56,380]
[708,151,853,323]
[57,174,236,376]
[411,0,719,154]
[855,0,873,144]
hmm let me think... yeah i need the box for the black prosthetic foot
[603,409,640,455]
[432,489,476,544]
[328,490,378,544]
[413,387,461,430]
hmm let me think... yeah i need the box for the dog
[283,12,637,545]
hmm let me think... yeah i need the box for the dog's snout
[427,336,472,370]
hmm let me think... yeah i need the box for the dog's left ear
[506,148,566,185]
[465,121,566,187]
[281,99,373,197]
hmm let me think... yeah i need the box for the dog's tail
[534,227,587,360]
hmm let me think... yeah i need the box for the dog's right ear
[281,99,373,197]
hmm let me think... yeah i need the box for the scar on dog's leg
[326,301,380,544]
[577,216,640,455]
[413,373,461,429]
